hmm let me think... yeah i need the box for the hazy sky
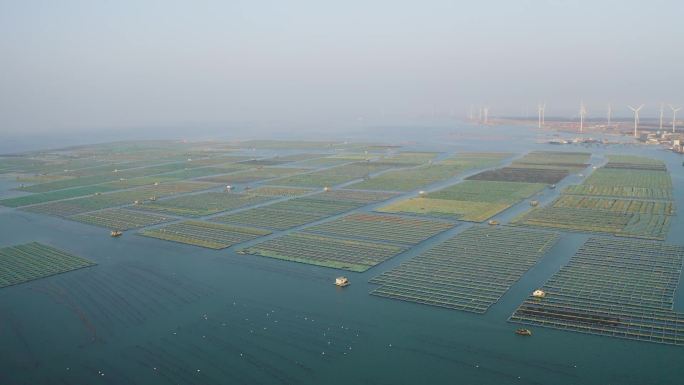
[1,0,682,134]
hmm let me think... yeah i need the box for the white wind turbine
[579,101,587,133]
[670,105,682,133]
[628,104,644,137]
[659,103,665,131]
[537,103,546,129]
[483,107,489,125]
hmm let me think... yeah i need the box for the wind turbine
[483,107,489,125]
[579,101,587,133]
[659,103,665,131]
[537,103,546,129]
[469,105,474,121]
[628,104,644,138]
[670,105,682,133]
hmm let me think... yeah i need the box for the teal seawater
[1,126,683,384]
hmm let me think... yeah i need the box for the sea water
[1,125,683,384]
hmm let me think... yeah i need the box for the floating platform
[140,221,271,249]
[509,237,684,346]
[369,226,559,313]
[0,242,96,288]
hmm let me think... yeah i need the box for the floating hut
[335,277,350,287]
[110,230,123,237]
[324,186,331,192]
[532,289,546,298]
[488,220,499,226]
[530,200,539,207]
[515,328,532,336]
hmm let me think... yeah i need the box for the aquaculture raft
[378,180,545,222]
[467,167,569,184]
[248,186,315,197]
[139,221,271,249]
[369,226,559,313]
[348,152,510,192]
[0,242,96,288]
[509,237,684,346]
[304,213,454,245]
[237,232,406,272]
[512,155,675,240]
[510,151,591,172]
[70,208,174,230]
[199,167,308,184]
[133,191,274,217]
[271,162,396,188]
[211,190,396,231]
[21,181,217,217]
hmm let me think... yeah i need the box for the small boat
[515,328,532,336]
[110,230,123,237]
[335,277,350,287]
[549,184,556,189]
[488,220,499,226]
[530,200,539,207]
[532,289,546,298]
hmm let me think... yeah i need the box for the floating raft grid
[304,213,455,245]
[139,221,271,249]
[510,151,591,171]
[369,226,559,313]
[211,190,396,230]
[378,180,545,222]
[248,186,315,197]
[348,152,511,192]
[133,191,274,217]
[18,161,219,193]
[21,181,217,217]
[211,207,329,230]
[0,242,96,288]
[70,208,175,230]
[270,162,396,188]
[467,167,569,184]
[509,237,684,346]
[0,185,117,208]
[238,232,406,272]
[199,167,309,184]
[513,155,674,240]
